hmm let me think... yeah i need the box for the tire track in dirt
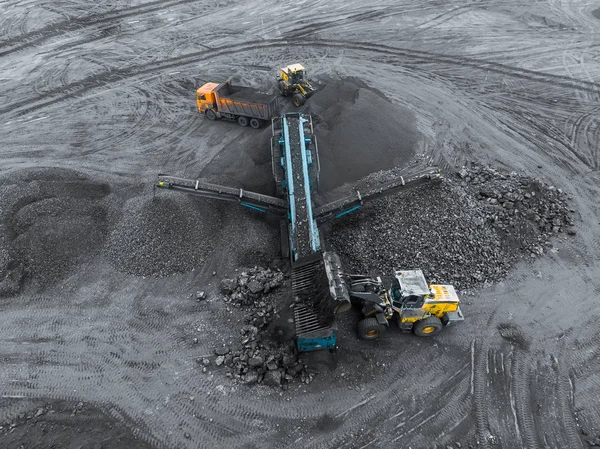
[0,0,198,57]
[472,340,492,449]
[470,306,501,449]
[407,1,495,36]
[490,102,594,173]
[169,344,469,448]
[390,363,472,447]
[282,9,388,39]
[511,351,540,449]
[3,38,600,120]
[320,346,471,448]
[556,369,584,449]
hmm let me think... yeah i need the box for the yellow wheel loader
[347,269,464,339]
[277,63,316,107]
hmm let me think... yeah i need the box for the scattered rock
[105,195,220,277]
[262,370,282,388]
[220,278,237,294]
[247,279,263,295]
[248,357,264,368]
[214,347,230,356]
[209,267,310,388]
[244,372,259,385]
[196,291,206,301]
[215,356,225,366]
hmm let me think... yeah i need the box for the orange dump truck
[196,82,279,129]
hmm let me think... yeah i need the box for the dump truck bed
[214,82,278,120]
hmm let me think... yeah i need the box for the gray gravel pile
[329,165,575,290]
[209,267,314,388]
[104,195,221,276]
[0,168,110,295]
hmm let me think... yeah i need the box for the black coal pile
[0,168,110,295]
[220,266,285,310]
[205,267,313,388]
[104,195,221,276]
[308,76,419,191]
[329,164,575,290]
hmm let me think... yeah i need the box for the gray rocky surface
[213,267,312,387]
[330,164,575,290]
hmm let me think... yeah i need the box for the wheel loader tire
[205,109,217,121]
[237,116,249,127]
[293,93,306,107]
[413,316,443,337]
[249,118,261,129]
[278,81,287,97]
[357,317,386,340]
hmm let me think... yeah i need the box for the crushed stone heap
[329,164,575,290]
[104,195,221,277]
[208,267,315,388]
[0,168,110,296]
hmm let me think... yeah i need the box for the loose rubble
[0,168,110,295]
[206,267,314,388]
[330,164,575,290]
[104,195,221,277]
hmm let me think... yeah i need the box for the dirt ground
[1,1,600,448]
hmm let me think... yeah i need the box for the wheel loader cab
[196,82,218,113]
[290,69,305,84]
[391,270,430,310]
[390,287,425,310]
[279,64,306,86]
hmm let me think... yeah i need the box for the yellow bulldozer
[277,63,316,107]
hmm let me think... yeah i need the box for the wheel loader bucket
[323,251,351,313]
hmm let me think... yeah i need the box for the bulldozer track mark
[0,0,197,58]
[3,38,600,119]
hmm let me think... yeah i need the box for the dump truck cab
[196,82,219,113]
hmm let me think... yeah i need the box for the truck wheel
[413,316,443,337]
[249,118,261,129]
[237,116,249,127]
[293,93,306,107]
[278,81,287,97]
[205,109,217,121]
[357,317,386,340]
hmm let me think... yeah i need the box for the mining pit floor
[1,1,600,449]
